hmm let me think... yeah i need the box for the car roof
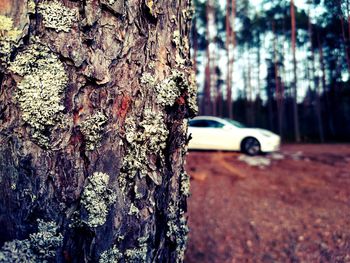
[190,116,228,123]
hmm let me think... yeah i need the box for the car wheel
[241,137,261,156]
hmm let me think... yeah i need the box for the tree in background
[290,0,301,142]
[0,0,196,261]
[192,0,350,142]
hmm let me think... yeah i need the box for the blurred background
[185,0,350,262]
[190,0,350,143]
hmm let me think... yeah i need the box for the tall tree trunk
[273,21,283,137]
[308,3,324,142]
[227,0,236,119]
[290,0,301,142]
[247,51,254,126]
[256,33,261,100]
[203,0,212,115]
[318,33,335,139]
[0,0,196,262]
[226,0,232,118]
[339,0,350,73]
[210,0,218,116]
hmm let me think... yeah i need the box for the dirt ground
[184,144,350,263]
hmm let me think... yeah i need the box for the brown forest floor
[184,144,350,263]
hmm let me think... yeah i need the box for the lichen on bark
[80,112,108,151]
[81,172,116,228]
[38,1,76,33]
[120,109,169,186]
[9,40,68,147]
[0,0,196,261]
[0,220,63,262]
[0,15,22,65]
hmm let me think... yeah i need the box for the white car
[188,116,280,155]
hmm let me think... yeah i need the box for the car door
[188,119,229,150]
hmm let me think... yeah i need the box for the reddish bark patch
[114,95,131,121]
[0,0,11,13]
[73,107,84,125]
[69,131,83,147]
[176,96,186,106]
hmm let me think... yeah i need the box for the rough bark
[0,0,197,262]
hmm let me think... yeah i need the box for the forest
[192,0,350,142]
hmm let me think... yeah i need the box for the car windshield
[225,119,246,128]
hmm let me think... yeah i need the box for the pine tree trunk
[290,0,301,142]
[228,0,236,119]
[273,21,282,137]
[308,3,324,142]
[0,0,197,262]
[202,0,212,116]
[225,0,232,119]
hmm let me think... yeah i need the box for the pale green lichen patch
[156,70,193,107]
[0,239,33,262]
[29,220,63,260]
[99,236,148,263]
[172,30,181,47]
[141,70,198,114]
[10,42,68,147]
[0,15,22,65]
[128,203,140,216]
[81,172,116,228]
[187,71,199,114]
[80,112,108,151]
[28,0,36,14]
[140,72,156,87]
[99,245,122,263]
[180,171,190,197]
[121,109,168,185]
[167,204,189,263]
[0,220,62,262]
[125,236,148,263]
[38,1,76,33]
[156,75,182,107]
[172,30,187,66]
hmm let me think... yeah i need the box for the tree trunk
[273,21,283,137]
[228,0,236,119]
[203,0,212,116]
[339,0,350,73]
[225,0,232,118]
[290,0,301,142]
[0,0,197,262]
[308,3,324,142]
[317,33,335,139]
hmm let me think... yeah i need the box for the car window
[189,120,224,128]
[189,120,208,127]
[225,119,246,128]
[206,120,224,128]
